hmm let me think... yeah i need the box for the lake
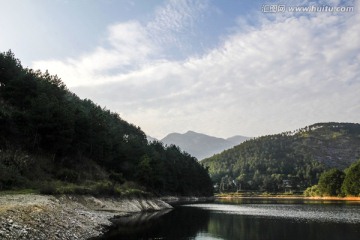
[96,198,360,240]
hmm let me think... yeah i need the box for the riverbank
[215,193,360,201]
[0,194,172,240]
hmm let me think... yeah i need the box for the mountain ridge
[160,131,250,160]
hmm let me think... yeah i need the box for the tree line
[0,50,213,196]
[305,160,360,197]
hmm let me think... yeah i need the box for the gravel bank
[0,194,172,240]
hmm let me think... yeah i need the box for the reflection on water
[96,199,360,240]
[190,202,360,224]
[95,207,210,240]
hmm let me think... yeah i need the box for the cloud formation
[32,0,360,138]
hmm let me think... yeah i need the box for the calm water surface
[97,199,360,240]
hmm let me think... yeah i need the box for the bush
[39,182,58,195]
[56,168,79,183]
[73,186,92,195]
[304,185,321,197]
[93,181,116,196]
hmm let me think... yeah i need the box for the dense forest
[0,50,213,197]
[202,122,360,193]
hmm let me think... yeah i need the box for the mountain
[146,135,158,142]
[201,122,360,192]
[226,135,250,145]
[161,131,250,160]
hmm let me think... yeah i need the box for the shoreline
[0,194,173,240]
[0,193,214,239]
[215,194,360,201]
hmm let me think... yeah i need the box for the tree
[0,50,24,88]
[135,155,155,188]
[318,168,345,196]
[342,160,360,196]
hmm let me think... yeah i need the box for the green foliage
[109,171,125,186]
[56,168,80,183]
[135,155,155,186]
[93,181,117,196]
[0,188,38,196]
[202,123,360,192]
[342,160,360,196]
[317,168,345,196]
[304,161,360,197]
[304,185,321,197]
[0,148,37,189]
[0,50,213,197]
[37,180,151,197]
[38,181,58,195]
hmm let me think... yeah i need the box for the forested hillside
[202,123,360,192]
[0,50,213,196]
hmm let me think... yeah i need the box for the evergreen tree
[342,160,360,196]
[317,168,345,196]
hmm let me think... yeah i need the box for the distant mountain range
[151,131,250,160]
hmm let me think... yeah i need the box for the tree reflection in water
[95,207,210,240]
[94,201,360,240]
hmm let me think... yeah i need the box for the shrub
[304,185,321,197]
[93,181,115,196]
[39,182,58,195]
[56,168,79,183]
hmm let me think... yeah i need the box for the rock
[0,194,172,239]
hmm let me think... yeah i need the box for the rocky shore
[0,194,172,240]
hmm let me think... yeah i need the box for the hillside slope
[161,131,249,160]
[202,123,360,191]
[0,50,213,196]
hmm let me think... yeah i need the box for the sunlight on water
[184,203,360,223]
[195,232,224,240]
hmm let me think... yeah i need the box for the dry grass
[216,192,360,201]
[308,196,360,201]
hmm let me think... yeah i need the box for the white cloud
[33,21,157,87]
[147,0,209,51]
[32,1,360,138]
[107,21,156,62]
[32,0,209,87]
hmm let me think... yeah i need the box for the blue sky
[0,0,359,139]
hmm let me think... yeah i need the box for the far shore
[215,194,360,202]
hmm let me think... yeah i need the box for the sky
[0,0,359,139]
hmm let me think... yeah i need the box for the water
[96,198,360,240]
